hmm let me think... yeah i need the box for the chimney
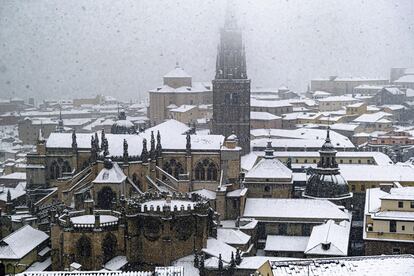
[379,183,393,193]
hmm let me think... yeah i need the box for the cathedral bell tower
[212,1,251,155]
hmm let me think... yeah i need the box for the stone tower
[212,1,251,155]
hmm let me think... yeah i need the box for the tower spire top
[224,0,238,29]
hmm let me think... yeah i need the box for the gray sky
[0,0,413,101]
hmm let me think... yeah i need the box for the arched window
[163,159,184,179]
[97,187,116,209]
[50,161,60,179]
[195,162,205,180]
[225,93,231,105]
[175,163,184,179]
[6,264,13,274]
[77,236,92,258]
[163,162,172,175]
[232,93,239,104]
[62,161,72,173]
[207,163,218,181]
[102,233,117,263]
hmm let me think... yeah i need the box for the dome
[304,127,352,200]
[304,170,351,200]
[111,111,136,134]
[227,133,238,141]
[111,119,135,134]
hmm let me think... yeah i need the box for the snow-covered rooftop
[244,158,292,180]
[354,111,393,123]
[305,220,350,256]
[380,187,414,201]
[243,198,349,221]
[149,82,211,94]
[164,66,191,78]
[271,255,414,276]
[264,235,309,252]
[104,256,128,271]
[251,111,281,121]
[217,228,251,246]
[341,164,414,182]
[190,189,216,200]
[46,120,224,154]
[70,215,119,226]
[318,96,359,102]
[0,182,26,202]
[0,172,26,180]
[251,138,354,150]
[202,238,237,263]
[19,272,152,276]
[0,225,49,259]
[170,105,197,113]
[93,162,127,184]
[251,98,292,108]
[250,128,352,147]
[395,74,414,83]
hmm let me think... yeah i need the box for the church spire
[224,0,238,30]
[56,105,64,133]
[215,0,246,80]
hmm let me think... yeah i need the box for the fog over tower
[212,1,251,154]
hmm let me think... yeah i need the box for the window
[390,221,396,233]
[358,160,361,164]
[302,224,311,236]
[392,247,401,255]
[313,159,316,163]
[207,163,218,181]
[351,185,356,192]
[50,161,60,180]
[349,160,352,163]
[278,223,287,235]
[340,159,343,164]
[195,162,205,180]
[410,201,414,208]
[77,236,92,257]
[361,184,365,192]
[398,201,404,208]
[264,186,271,192]
[304,159,308,164]
[402,225,405,231]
